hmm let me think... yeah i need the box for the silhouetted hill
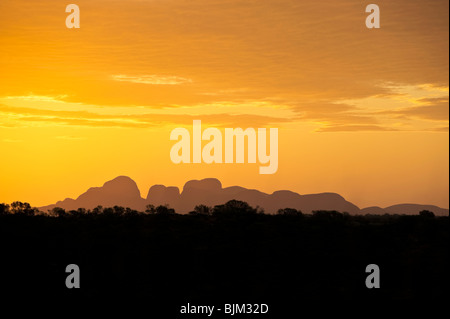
[384,204,449,216]
[146,185,180,208]
[39,176,449,215]
[360,206,388,215]
[40,176,146,212]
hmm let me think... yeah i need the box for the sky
[0,0,448,209]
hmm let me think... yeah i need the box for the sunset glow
[0,0,448,209]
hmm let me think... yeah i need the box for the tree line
[0,200,439,219]
[0,199,447,301]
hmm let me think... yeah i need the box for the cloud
[112,75,192,85]
[290,102,382,131]
[3,94,68,102]
[430,126,449,132]
[55,136,86,140]
[0,104,291,128]
[2,0,447,108]
[378,97,449,121]
[306,83,450,131]
[317,125,397,132]
[403,98,449,121]
[0,0,447,132]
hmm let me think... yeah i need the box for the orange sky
[0,0,448,209]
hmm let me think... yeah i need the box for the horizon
[29,175,449,211]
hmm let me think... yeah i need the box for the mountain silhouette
[43,176,146,211]
[39,176,449,216]
[384,204,449,216]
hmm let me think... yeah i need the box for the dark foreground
[0,210,448,314]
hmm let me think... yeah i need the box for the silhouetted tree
[213,200,257,216]
[277,208,303,216]
[0,203,10,215]
[255,206,265,214]
[113,206,125,216]
[145,204,156,215]
[92,205,103,214]
[72,207,91,215]
[77,208,87,215]
[155,205,175,215]
[50,207,66,218]
[103,207,114,215]
[190,205,212,216]
[67,210,78,216]
[125,207,139,215]
[312,210,344,220]
[10,201,38,216]
[419,210,435,218]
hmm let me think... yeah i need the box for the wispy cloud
[379,98,449,121]
[112,75,192,85]
[317,125,397,133]
[0,104,291,129]
[430,126,449,132]
[3,94,68,102]
[55,136,86,140]
[2,139,22,143]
